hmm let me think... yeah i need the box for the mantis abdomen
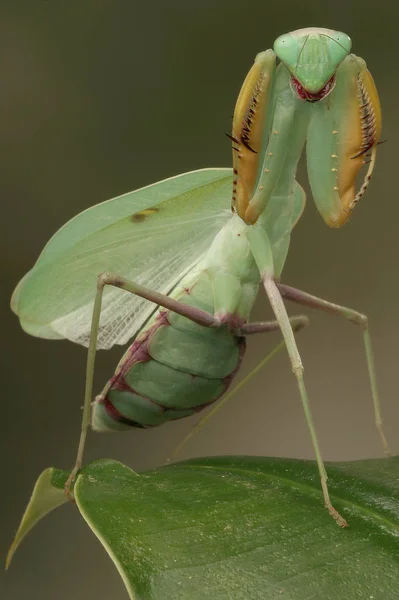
[92,271,246,431]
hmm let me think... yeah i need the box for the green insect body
[93,189,303,430]
[92,263,247,431]
[11,28,385,525]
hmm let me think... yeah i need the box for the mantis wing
[12,169,232,349]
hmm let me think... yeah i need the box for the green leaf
[9,456,399,598]
[6,467,70,569]
[77,456,399,599]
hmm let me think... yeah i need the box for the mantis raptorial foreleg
[277,283,391,455]
[65,272,307,495]
[247,227,348,528]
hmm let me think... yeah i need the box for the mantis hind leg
[277,283,391,456]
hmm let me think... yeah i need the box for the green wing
[12,169,232,349]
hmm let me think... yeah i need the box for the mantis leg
[277,283,390,456]
[248,228,348,527]
[237,314,308,335]
[166,315,309,463]
[66,272,305,494]
[65,271,223,494]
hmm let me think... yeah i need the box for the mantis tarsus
[11,27,387,527]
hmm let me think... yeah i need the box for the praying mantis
[11,27,387,527]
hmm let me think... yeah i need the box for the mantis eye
[273,34,297,66]
[328,31,352,61]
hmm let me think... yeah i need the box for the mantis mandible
[11,27,387,527]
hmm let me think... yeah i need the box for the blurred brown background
[1,1,398,598]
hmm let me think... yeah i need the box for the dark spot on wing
[131,207,160,223]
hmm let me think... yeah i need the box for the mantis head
[273,27,352,101]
